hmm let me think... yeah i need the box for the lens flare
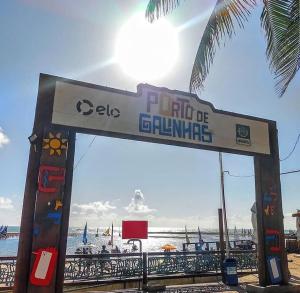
[115,13,178,82]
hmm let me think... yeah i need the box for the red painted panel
[30,247,58,286]
[38,165,65,193]
[122,221,148,239]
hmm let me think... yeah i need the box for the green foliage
[189,0,256,93]
[146,0,300,96]
[272,0,300,96]
[146,0,184,22]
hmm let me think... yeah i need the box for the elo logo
[76,99,120,118]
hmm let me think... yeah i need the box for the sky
[0,0,299,230]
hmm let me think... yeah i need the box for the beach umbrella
[185,226,190,244]
[161,244,176,251]
[82,222,88,245]
[198,226,202,241]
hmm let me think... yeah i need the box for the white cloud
[0,128,9,147]
[70,201,117,228]
[148,215,219,229]
[0,197,13,209]
[146,214,254,230]
[227,214,252,229]
[124,189,156,215]
[72,201,116,216]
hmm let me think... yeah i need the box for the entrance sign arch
[14,74,288,292]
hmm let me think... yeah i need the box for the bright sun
[115,13,178,82]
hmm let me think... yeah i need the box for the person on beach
[100,245,109,254]
[131,244,138,252]
[296,210,300,250]
[99,245,110,274]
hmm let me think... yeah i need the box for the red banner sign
[122,220,148,239]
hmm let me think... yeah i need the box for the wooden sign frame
[14,74,289,292]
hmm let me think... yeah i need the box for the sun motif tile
[54,200,63,210]
[43,132,68,156]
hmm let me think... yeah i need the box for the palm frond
[189,0,256,93]
[261,1,292,77]
[146,0,184,22]
[274,0,300,96]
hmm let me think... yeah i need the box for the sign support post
[55,130,75,293]
[14,75,76,293]
[14,75,54,293]
[254,122,289,286]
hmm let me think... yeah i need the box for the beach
[0,226,228,256]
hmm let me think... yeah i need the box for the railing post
[142,252,148,290]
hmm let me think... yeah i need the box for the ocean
[0,226,250,256]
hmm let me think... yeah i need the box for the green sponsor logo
[236,124,251,146]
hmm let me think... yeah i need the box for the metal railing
[285,236,300,253]
[0,250,257,289]
[64,252,143,283]
[0,256,16,288]
[147,251,221,275]
[229,250,257,272]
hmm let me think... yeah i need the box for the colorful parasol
[161,244,177,251]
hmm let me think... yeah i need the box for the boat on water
[182,226,204,251]
[0,226,8,239]
[181,225,256,252]
[75,243,97,254]
[102,227,111,236]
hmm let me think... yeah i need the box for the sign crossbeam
[52,80,271,156]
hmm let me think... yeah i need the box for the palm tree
[146,0,299,97]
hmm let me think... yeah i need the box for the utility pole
[219,152,230,258]
[218,208,226,282]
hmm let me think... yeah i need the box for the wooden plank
[27,128,70,292]
[55,130,76,293]
[254,122,289,286]
[49,73,272,157]
[14,74,56,293]
[254,151,267,286]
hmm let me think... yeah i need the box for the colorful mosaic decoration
[29,129,69,289]
[38,165,65,193]
[54,200,63,211]
[43,132,68,156]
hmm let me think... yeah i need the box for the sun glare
[115,13,178,82]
